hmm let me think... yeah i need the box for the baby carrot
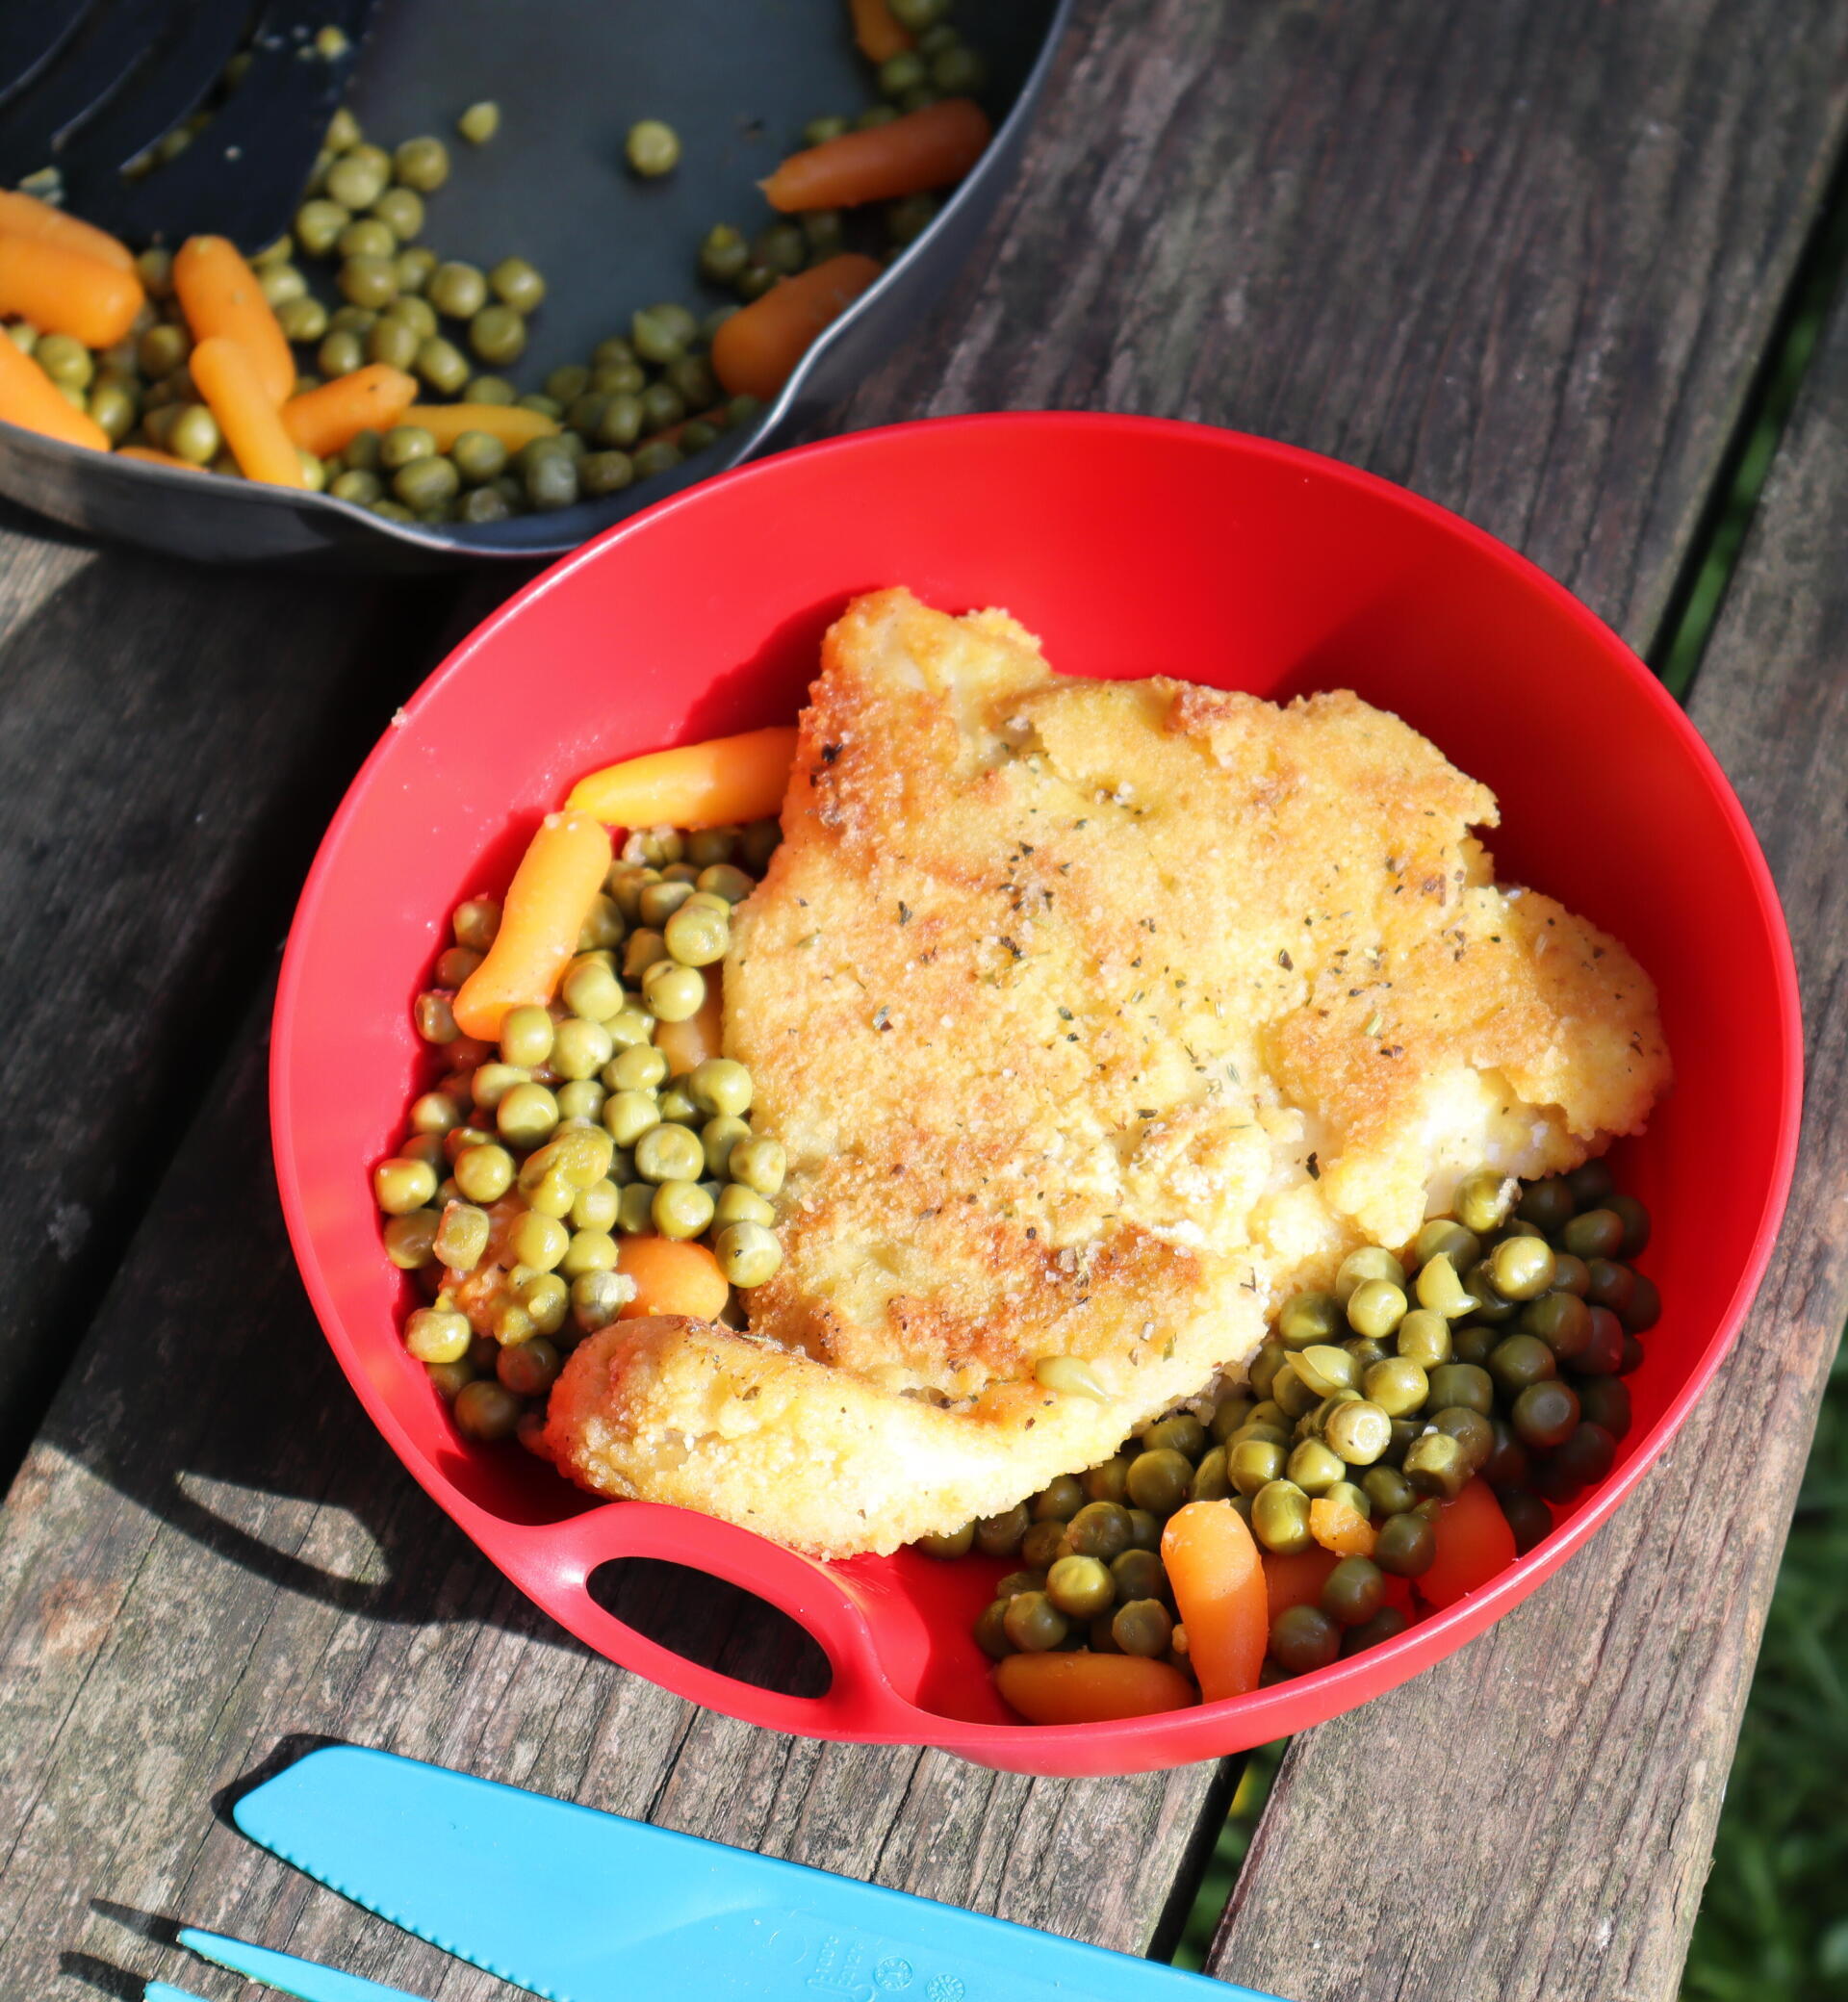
[0,334,109,450]
[401,401,559,450]
[190,336,307,487]
[653,973,725,1077]
[1416,1478,1517,1610]
[116,444,201,470]
[1260,1547,1340,1617]
[0,234,144,349]
[0,191,135,272]
[849,0,912,62]
[994,1652,1196,1725]
[760,98,991,212]
[452,809,613,1040]
[617,1238,731,1323]
[283,365,418,457]
[1163,1501,1269,1703]
[172,235,295,405]
[568,725,798,831]
[709,255,882,402]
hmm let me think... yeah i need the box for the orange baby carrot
[994,1653,1196,1725]
[0,191,136,273]
[453,810,613,1040]
[848,0,912,62]
[1260,1547,1340,1618]
[0,334,109,449]
[617,1238,731,1322]
[709,256,881,401]
[0,234,144,348]
[761,98,991,212]
[1163,1501,1269,1703]
[172,235,295,404]
[1416,1478,1517,1610]
[116,444,202,470]
[399,401,559,450]
[190,336,307,487]
[568,725,799,830]
[283,365,419,457]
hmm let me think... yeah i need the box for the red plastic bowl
[273,413,1800,1777]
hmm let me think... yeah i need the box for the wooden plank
[4,0,1848,1992]
[0,512,465,1482]
[1207,174,1848,2002]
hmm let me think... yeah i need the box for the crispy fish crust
[546,590,1670,1555]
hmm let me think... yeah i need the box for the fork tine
[176,1924,436,2002]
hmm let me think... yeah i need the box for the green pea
[1002,1591,1067,1653]
[1276,1291,1341,1348]
[393,454,459,510]
[553,1016,615,1081]
[454,478,514,524]
[580,450,634,497]
[1401,1429,1470,1500]
[1112,1598,1173,1657]
[1126,1448,1194,1514]
[931,43,988,92]
[616,1182,656,1235]
[1142,1412,1206,1459]
[1335,1245,1405,1304]
[1284,1438,1344,1495]
[634,1121,705,1184]
[1272,1363,1318,1420]
[1488,1234,1556,1300]
[409,260,481,324]
[1360,1464,1417,1516]
[1361,1355,1427,1417]
[1412,1219,1481,1271]
[658,1084,699,1125]
[886,193,939,245]
[470,303,526,366]
[729,1137,785,1197]
[1346,1277,1408,1340]
[1512,1378,1580,1450]
[1292,1345,1358,1398]
[626,118,680,177]
[404,1306,472,1364]
[1228,1437,1286,1497]
[633,439,683,479]
[1270,1603,1340,1673]
[972,1504,1029,1558]
[1431,1404,1495,1472]
[1322,1399,1392,1466]
[639,959,702,1022]
[1251,1477,1313,1554]
[452,1143,515,1204]
[713,1184,776,1230]
[1426,1362,1494,1416]
[372,1156,437,1214]
[524,449,578,511]
[1522,1289,1594,1362]
[169,404,221,465]
[452,1378,522,1441]
[1463,1260,1519,1324]
[1415,1251,1477,1320]
[700,222,750,283]
[1454,1168,1517,1234]
[431,1200,489,1272]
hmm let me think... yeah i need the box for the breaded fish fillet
[547,590,1670,1555]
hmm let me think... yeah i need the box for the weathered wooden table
[5,6,1848,1998]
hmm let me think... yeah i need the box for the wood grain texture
[1208,208,1848,2002]
[0,515,462,1485]
[2,0,1847,1994]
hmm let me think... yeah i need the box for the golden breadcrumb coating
[546,590,1670,1555]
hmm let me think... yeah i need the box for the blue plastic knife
[234,1746,1283,2002]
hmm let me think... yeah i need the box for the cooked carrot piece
[654,974,725,1077]
[1417,1478,1517,1609]
[569,726,798,831]
[1163,1501,1269,1703]
[1309,1495,1378,1557]
[710,252,880,403]
[617,1238,731,1322]
[0,235,144,348]
[283,365,419,456]
[172,235,295,404]
[116,444,201,470]
[761,98,991,212]
[190,337,307,487]
[849,0,912,61]
[401,401,559,450]
[452,810,613,1040]
[993,1651,1196,1724]
[1261,1546,1340,1617]
[0,192,135,272]
[0,335,110,450]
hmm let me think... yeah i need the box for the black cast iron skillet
[0,0,1070,568]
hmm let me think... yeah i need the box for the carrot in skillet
[190,337,307,487]
[760,98,991,211]
[849,0,912,62]
[282,365,419,457]
[0,191,136,272]
[0,234,143,349]
[452,810,613,1040]
[709,255,882,401]
[400,401,560,450]
[172,235,295,404]
[0,333,110,449]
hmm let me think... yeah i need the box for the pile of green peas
[371,817,787,1448]
[917,1162,1659,1684]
